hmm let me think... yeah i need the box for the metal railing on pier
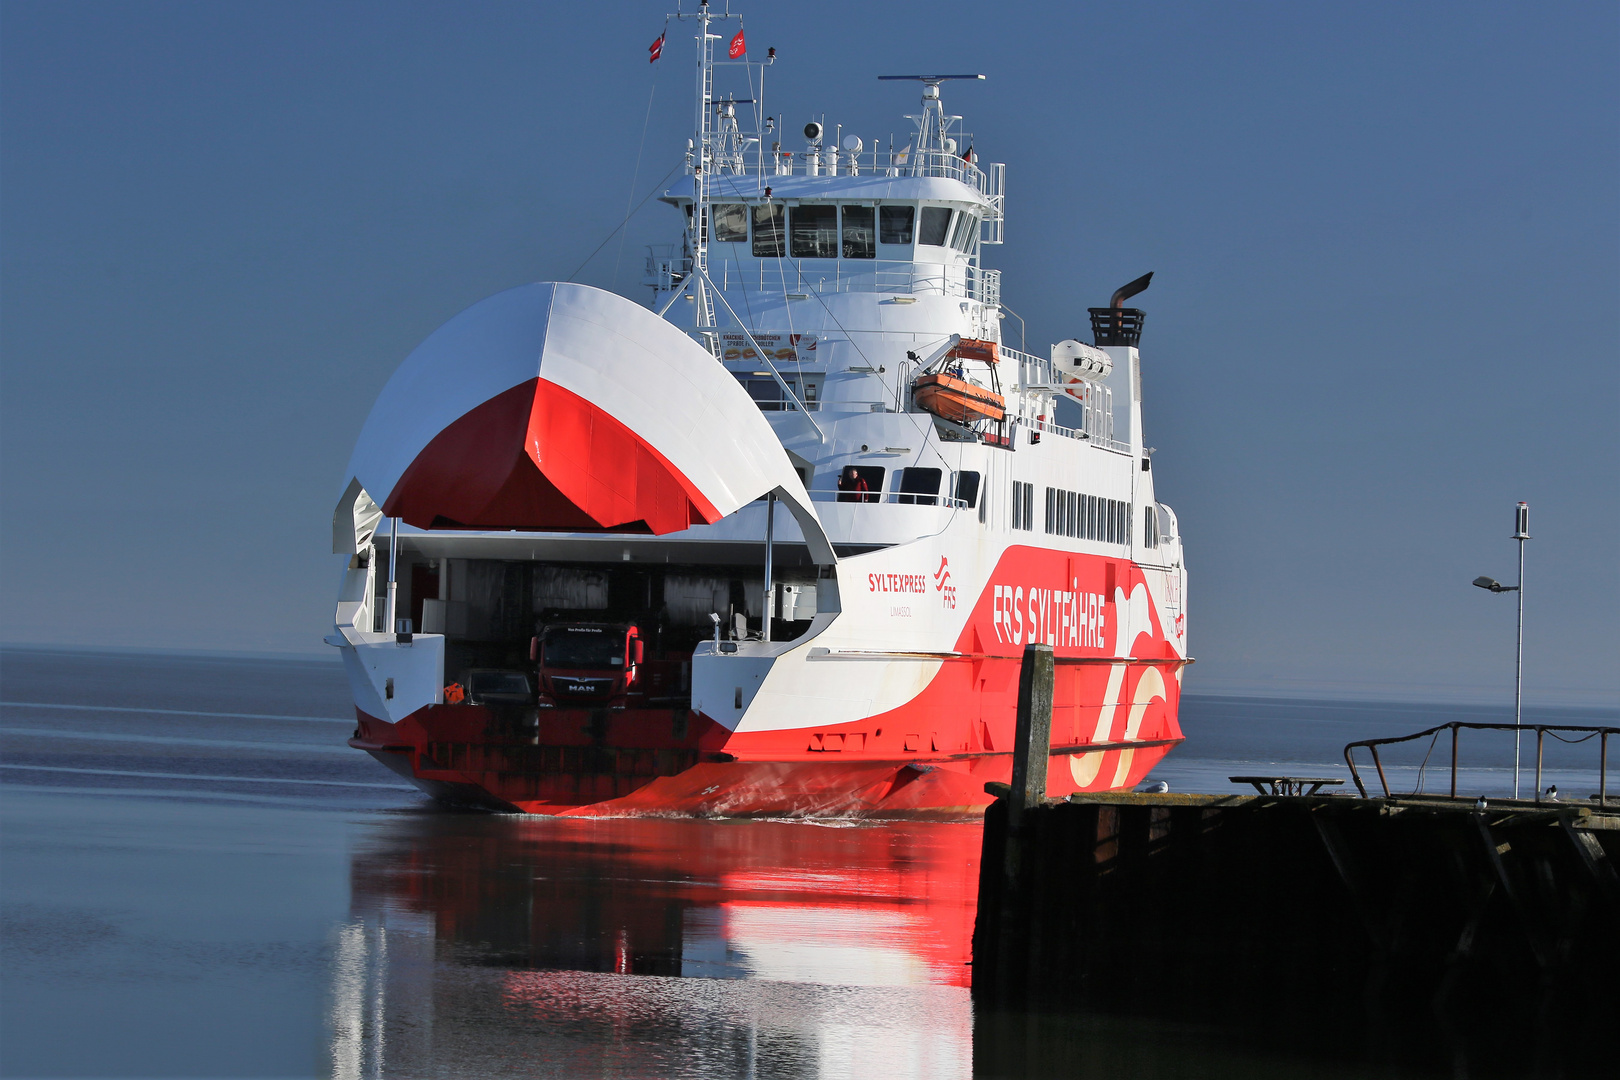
[1344,722,1615,805]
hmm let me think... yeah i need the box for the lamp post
[1473,501,1530,798]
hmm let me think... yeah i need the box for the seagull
[1474,796,1487,811]
[1139,780,1169,794]
[1545,784,1559,802]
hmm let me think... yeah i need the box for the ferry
[329,3,1189,817]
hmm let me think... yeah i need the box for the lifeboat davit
[912,372,1006,425]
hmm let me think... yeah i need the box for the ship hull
[347,608,1184,819]
[330,280,1190,818]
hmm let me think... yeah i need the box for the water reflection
[330,814,981,1079]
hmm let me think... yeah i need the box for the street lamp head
[1473,576,1501,591]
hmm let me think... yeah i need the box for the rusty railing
[1344,722,1615,805]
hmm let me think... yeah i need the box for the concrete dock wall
[972,790,1618,1074]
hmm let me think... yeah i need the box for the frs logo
[934,557,957,609]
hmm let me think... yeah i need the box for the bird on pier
[1138,780,1169,794]
[1545,784,1559,801]
[1474,796,1487,811]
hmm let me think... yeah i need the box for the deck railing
[702,147,1002,201]
[1344,722,1615,804]
[701,258,1001,307]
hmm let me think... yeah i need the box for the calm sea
[1,646,1612,1079]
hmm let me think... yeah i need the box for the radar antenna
[878,74,985,170]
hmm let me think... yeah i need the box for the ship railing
[806,487,971,510]
[1344,722,1616,805]
[711,259,1000,306]
[999,346,1121,449]
[883,492,972,509]
[1016,412,1129,454]
[744,395,820,412]
[699,147,1002,203]
[643,245,690,291]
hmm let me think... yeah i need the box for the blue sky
[2,1,1615,705]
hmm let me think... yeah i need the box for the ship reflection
[329,813,981,1080]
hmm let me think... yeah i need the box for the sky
[2,1,1615,705]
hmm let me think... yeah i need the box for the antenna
[879,75,984,168]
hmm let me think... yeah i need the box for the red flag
[648,32,665,63]
[728,29,745,59]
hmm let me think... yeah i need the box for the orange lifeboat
[948,338,1000,364]
[912,372,1005,425]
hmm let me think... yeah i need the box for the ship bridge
[647,73,1007,336]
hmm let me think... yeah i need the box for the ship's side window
[742,375,803,411]
[713,203,749,243]
[978,472,989,524]
[1143,505,1157,548]
[752,204,786,257]
[879,205,914,245]
[895,467,942,505]
[918,205,952,247]
[836,465,884,503]
[790,204,838,258]
[1066,492,1077,538]
[1009,480,1034,531]
[952,471,981,510]
[1044,487,1055,533]
[841,205,876,259]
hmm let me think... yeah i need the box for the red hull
[350,660,1181,818]
[346,539,1186,819]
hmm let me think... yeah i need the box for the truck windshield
[542,628,624,670]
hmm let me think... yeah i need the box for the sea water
[1,647,1612,1078]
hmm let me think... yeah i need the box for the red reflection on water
[350,815,983,988]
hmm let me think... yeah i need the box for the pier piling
[993,642,1054,1003]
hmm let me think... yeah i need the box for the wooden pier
[972,645,1619,1076]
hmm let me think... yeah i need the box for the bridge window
[790,204,838,258]
[713,204,748,243]
[842,206,876,259]
[918,206,952,247]
[895,467,942,505]
[950,211,978,253]
[879,205,914,245]
[752,204,785,257]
